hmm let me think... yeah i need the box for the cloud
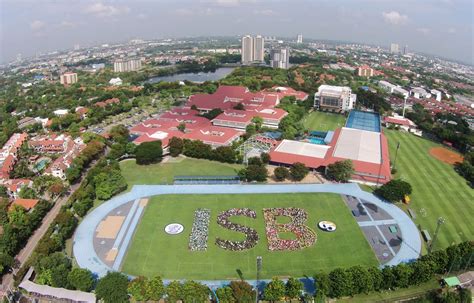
[175,8,214,16]
[30,20,45,31]
[59,21,76,28]
[203,0,256,7]
[447,27,456,34]
[416,27,431,35]
[253,9,278,16]
[84,2,130,18]
[382,11,408,25]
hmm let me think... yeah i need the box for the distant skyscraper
[16,53,22,62]
[253,35,265,62]
[241,35,265,65]
[241,35,254,65]
[390,43,400,54]
[74,44,80,51]
[403,45,408,55]
[297,34,303,44]
[113,58,142,72]
[270,47,290,69]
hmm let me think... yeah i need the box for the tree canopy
[375,179,412,202]
[326,159,354,182]
[135,140,163,165]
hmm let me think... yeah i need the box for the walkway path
[73,183,421,283]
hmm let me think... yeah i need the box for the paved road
[0,154,104,297]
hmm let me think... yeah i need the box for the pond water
[147,67,235,84]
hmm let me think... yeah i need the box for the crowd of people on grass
[215,208,259,251]
[188,208,211,251]
[263,208,316,251]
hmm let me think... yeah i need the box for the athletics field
[121,193,378,280]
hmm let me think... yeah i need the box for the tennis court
[346,110,381,133]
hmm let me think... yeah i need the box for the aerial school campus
[73,82,473,300]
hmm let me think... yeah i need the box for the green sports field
[122,193,378,280]
[303,111,346,132]
[119,157,242,186]
[385,130,474,249]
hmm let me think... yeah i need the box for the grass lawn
[385,130,474,249]
[119,157,242,186]
[122,193,378,280]
[303,111,346,132]
[337,279,440,302]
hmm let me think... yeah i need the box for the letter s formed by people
[215,208,259,251]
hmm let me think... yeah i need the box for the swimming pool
[35,159,49,171]
[308,137,326,145]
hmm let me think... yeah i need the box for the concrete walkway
[73,183,421,284]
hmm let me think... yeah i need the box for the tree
[245,123,256,138]
[248,157,263,166]
[54,211,78,239]
[260,152,270,164]
[252,116,264,131]
[216,286,235,303]
[0,252,13,273]
[177,122,186,132]
[35,252,71,288]
[240,165,268,182]
[392,263,413,288]
[146,276,165,301]
[19,186,36,199]
[233,102,245,110]
[326,160,354,182]
[169,137,184,157]
[286,277,303,300]
[213,146,237,163]
[274,166,290,181]
[96,272,129,303]
[367,266,383,291]
[128,276,149,301]
[201,108,223,120]
[8,205,29,227]
[182,280,209,302]
[381,266,396,290]
[229,281,255,302]
[94,170,127,200]
[314,271,330,300]
[109,124,129,143]
[135,140,163,165]
[0,185,8,198]
[264,278,286,302]
[290,162,309,181]
[348,265,373,294]
[166,280,183,302]
[67,268,94,292]
[375,179,412,202]
[411,260,434,285]
[328,268,353,298]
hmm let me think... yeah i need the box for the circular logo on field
[165,223,184,235]
[318,221,337,232]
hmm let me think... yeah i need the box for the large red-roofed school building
[269,110,392,185]
[131,85,308,149]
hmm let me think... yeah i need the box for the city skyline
[1,0,473,65]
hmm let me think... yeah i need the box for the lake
[147,67,235,84]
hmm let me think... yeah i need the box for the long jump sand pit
[96,216,125,239]
[429,147,463,165]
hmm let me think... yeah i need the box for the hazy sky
[1,0,473,64]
